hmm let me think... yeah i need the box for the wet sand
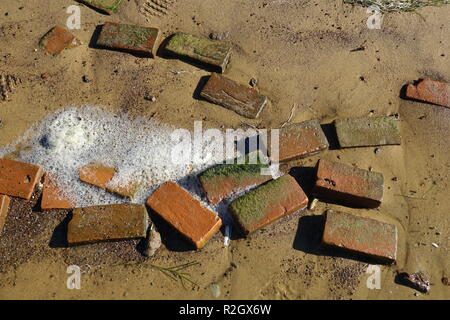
[0,0,449,299]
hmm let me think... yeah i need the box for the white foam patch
[0,106,253,213]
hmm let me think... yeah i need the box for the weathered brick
[146,181,222,249]
[78,162,139,198]
[79,0,124,14]
[312,159,383,208]
[67,204,148,245]
[39,26,77,55]
[0,158,44,200]
[0,195,11,234]
[275,120,329,162]
[322,210,397,263]
[41,174,74,210]
[199,158,271,205]
[97,22,160,57]
[335,116,401,148]
[200,73,268,119]
[229,174,308,235]
[165,33,232,72]
[406,78,450,108]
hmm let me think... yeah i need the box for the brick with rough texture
[312,159,383,208]
[322,210,397,263]
[78,162,139,198]
[0,158,44,200]
[165,33,232,72]
[275,120,329,162]
[335,116,401,148]
[0,195,11,234]
[41,174,74,210]
[200,73,268,119]
[39,26,76,55]
[199,157,271,205]
[67,204,148,245]
[146,181,222,249]
[79,0,124,14]
[97,22,160,57]
[405,78,450,108]
[229,174,308,235]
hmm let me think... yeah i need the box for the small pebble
[249,78,257,87]
[431,243,439,248]
[374,147,380,154]
[82,75,91,83]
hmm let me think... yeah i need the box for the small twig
[169,69,196,75]
[280,103,297,128]
[395,184,436,200]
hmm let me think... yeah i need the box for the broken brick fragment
[0,158,44,200]
[396,271,431,293]
[335,116,401,148]
[96,22,160,57]
[146,181,222,249]
[312,159,383,208]
[198,160,271,205]
[405,78,450,108]
[275,120,329,162]
[79,0,124,14]
[0,195,11,234]
[39,26,77,55]
[67,204,149,245]
[200,73,268,119]
[322,210,397,263]
[165,33,232,72]
[41,174,74,210]
[229,174,308,235]
[78,162,139,198]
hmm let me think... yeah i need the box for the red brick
[312,159,383,208]
[0,158,44,200]
[67,204,149,245]
[229,175,308,235]
[39,26,77,55]
[322,210,397,263]
[275,120,329,162]
[78,162,139,198]
[0,195,11,234]
[198,161,271,205]
[406,78,450,108]
[41,174,74,210]
[146,181,222,249]
[200,73,268,119]
[97,22,160,57]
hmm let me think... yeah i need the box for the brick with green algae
[164,33,232,72]
[79,0,124,15]
[97,22,160,57]
[335,116,401,148]
[229,174,308,235]
[322,210,397,264]
[199,152,272,205]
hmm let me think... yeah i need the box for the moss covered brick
[97,22,160,57]
[165,33,232,72]
[80,0,124,14]
[199,158,271,204]
[229,175,308,235]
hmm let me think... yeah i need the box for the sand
[0,0,449,299]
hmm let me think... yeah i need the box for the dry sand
[0,0,449,299]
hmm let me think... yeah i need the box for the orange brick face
[41,174,74,210]
[406,78,450,108]
[0,195,11,234]
[312,159,383,208]
[0,158,44,200]
[39,26,76,55]
[146,181,222,249]
[322,210,397,263]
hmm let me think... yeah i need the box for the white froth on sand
[0,106,252,213]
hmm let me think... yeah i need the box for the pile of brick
[3,1,448,267]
